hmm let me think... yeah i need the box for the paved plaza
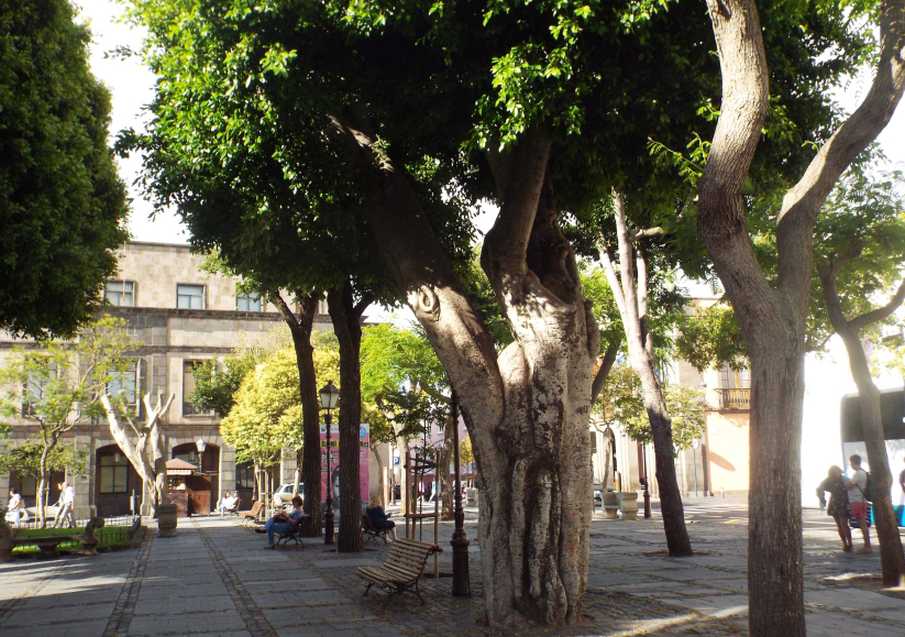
[1,499,904,636]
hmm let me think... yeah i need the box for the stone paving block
[806,587,905,611]
[807,611,905,637]
[128,609,247,635]
[2,601,115,628]
[132,593,235,615]
[672,594,749,617]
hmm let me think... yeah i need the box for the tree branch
[697,0,784,348]
[325,115,505,441]
[591,339,621,403]
[778,0,905,306]
[851,279,905,330]
[353,292,375,318]
[635,227,667,239]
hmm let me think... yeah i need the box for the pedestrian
[899,457,905,504]
[817,465,852,552]
[847,454,872,553]
[53,481,76,528]
[5,488,28,527]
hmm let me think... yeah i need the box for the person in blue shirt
[265,495,305,548]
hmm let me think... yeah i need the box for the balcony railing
[717,387,751,411]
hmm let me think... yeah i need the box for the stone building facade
[0,241,331,520]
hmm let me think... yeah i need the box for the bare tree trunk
[820,268,905,585]
[371,446,386,507]
[600,191,691,556]
[328,282,369,552]
[274,292,322,536]
[440,411,454,521]
[843,335,905,585]
[37,455,48,528]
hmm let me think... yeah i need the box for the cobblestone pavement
[1,499,904,636]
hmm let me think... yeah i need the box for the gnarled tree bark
[600,190,692,556]
[334,119,597,627]
[698,0,905,633]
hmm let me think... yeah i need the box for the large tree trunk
[274,292,322,536]
[747,342,806,635]
[328,282,367,553]
[333,119,596,626]
[698,0,905,632]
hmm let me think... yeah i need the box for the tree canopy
[0,0,128,338]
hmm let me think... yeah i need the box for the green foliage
[0,441,87,480]
[191,349,265,417]
[0,0,129,338]
[221,352,303,467]
[675,304,747,372]
[595,365,706,451]
[580,265,623,350]
[360,324,449,440]
[813,168,905,339]
[0,316,137,429]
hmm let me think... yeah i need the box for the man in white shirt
[54,481,76,528]
[5,488,27,528]
[847,454,872,553]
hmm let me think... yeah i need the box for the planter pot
[157,504,178,538]
[603,490,620,519]
[618,492,639,521]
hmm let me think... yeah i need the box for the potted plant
[618,491,639,520]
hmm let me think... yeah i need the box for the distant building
[0,241,333,520]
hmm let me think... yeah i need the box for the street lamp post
[319,381,340,545]
[449,393,470,596]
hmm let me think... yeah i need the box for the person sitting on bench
[218,491,239,515]
[366,496,396,540]
[264,495,304,548]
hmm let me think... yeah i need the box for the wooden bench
[361,513,392,544]
[240,501,264,526]
[357,538,440,603]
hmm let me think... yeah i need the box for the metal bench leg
[363,583,373,597]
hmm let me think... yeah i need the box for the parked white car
[272,483,304,507]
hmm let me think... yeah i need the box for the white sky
[77,1,905,246]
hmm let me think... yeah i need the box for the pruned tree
[815,170,905,586]
[100,392,175,515]
[696,0,905,632]
[600,191,692,555]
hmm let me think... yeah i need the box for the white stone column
[220,444,236,500]
[73,433,93,521]
[279,447,297,486]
